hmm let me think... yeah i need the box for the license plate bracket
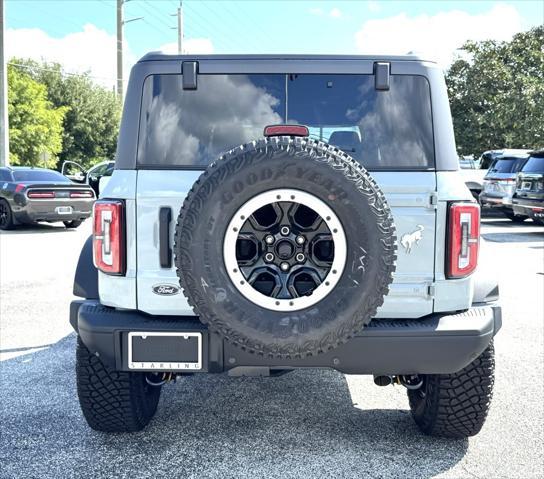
[56,206,73,214]
[128,332,202,370]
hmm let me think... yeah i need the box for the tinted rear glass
[138,74,434,170]
[489,157,527,174]
[521,156,544,173]
[12,170,70,182]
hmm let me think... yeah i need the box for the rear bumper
[512,197,544,220]
[479,192,513,209]
[70,300,502,375]
[13,198,93,223]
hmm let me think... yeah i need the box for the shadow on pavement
[481,219,540,227]
[0,333,468,479]
[482,231,544,243]
[0,222,79,235]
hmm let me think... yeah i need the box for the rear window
[12,170,70,182]
[137,74,434,170]
[489,157,527,174]
[521,156,544,173]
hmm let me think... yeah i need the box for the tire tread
[408,342,495,438]
[76,337,160,432]
[174,137,397,358]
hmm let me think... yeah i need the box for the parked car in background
[459,155,487,200]
[478,150,504,170]
[512,149,544,225]
[479,149,531,222]
[62,160,114,197]
[0,166,95,230]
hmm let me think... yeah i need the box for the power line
[141,18,172,41]
[221,1,268,49]
[8,61,116,82]
[182,2,239,51]
[140,0,174,30]
[190,1,242,49]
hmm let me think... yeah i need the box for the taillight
[93,200,125,275]
[447,202,480,279]
[27,191,55,198]
[70,191,94,198]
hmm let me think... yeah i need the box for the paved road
[1,217,543,479]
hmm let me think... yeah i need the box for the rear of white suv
[70,54,501,436]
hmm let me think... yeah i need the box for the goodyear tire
[174,137,396,358]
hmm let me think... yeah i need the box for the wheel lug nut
[296,235,305,244]
[280,226,290,236]
[265,253,274,262]
[296,253,305,262]
[265,235,275,245]
[280,262,290,271]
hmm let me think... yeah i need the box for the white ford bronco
[70,54,501,437]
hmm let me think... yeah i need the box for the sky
[5,0,544,90]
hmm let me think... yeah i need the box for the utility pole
[171,1,183,54]
[116,0,123,101]
[116,0,142,103]
[0,0,9,166]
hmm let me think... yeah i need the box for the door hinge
[427,284,436,297]
[429,192,438,207]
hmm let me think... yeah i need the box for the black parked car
[512,149,544,225]
[0,166,95,230]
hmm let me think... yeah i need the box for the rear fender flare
[73,235,98,299]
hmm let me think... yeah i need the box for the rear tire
[64,220,83,229]
[504,212,527,223]
[408,342,495,438]
[76,337,161,432]
[0,199,14,230]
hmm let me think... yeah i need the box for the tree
[10,59,121,170]
[7,64,67,167]
[447,26,544,157]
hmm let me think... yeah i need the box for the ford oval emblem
[152,284,180,296]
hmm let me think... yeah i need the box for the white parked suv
[70,54,501,436]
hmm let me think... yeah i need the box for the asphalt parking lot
[1,215,543,479]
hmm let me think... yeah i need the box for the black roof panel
[138,52,435,63]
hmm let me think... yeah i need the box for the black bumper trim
[70,300,501,375]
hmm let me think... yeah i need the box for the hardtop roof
[495,149,532,159]
[138,52,436,64]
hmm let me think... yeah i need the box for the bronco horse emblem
[400,225,424,254]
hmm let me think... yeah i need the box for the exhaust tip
[374,375,393,387]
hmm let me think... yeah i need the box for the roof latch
[374,62,390,91]
[182,61,198,90]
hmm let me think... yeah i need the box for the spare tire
[174,136,396,358]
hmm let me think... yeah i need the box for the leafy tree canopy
[7,64,67,168]
[9,59,121,170]
[447,26,544,157]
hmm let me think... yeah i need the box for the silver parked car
[479,149,531,221]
